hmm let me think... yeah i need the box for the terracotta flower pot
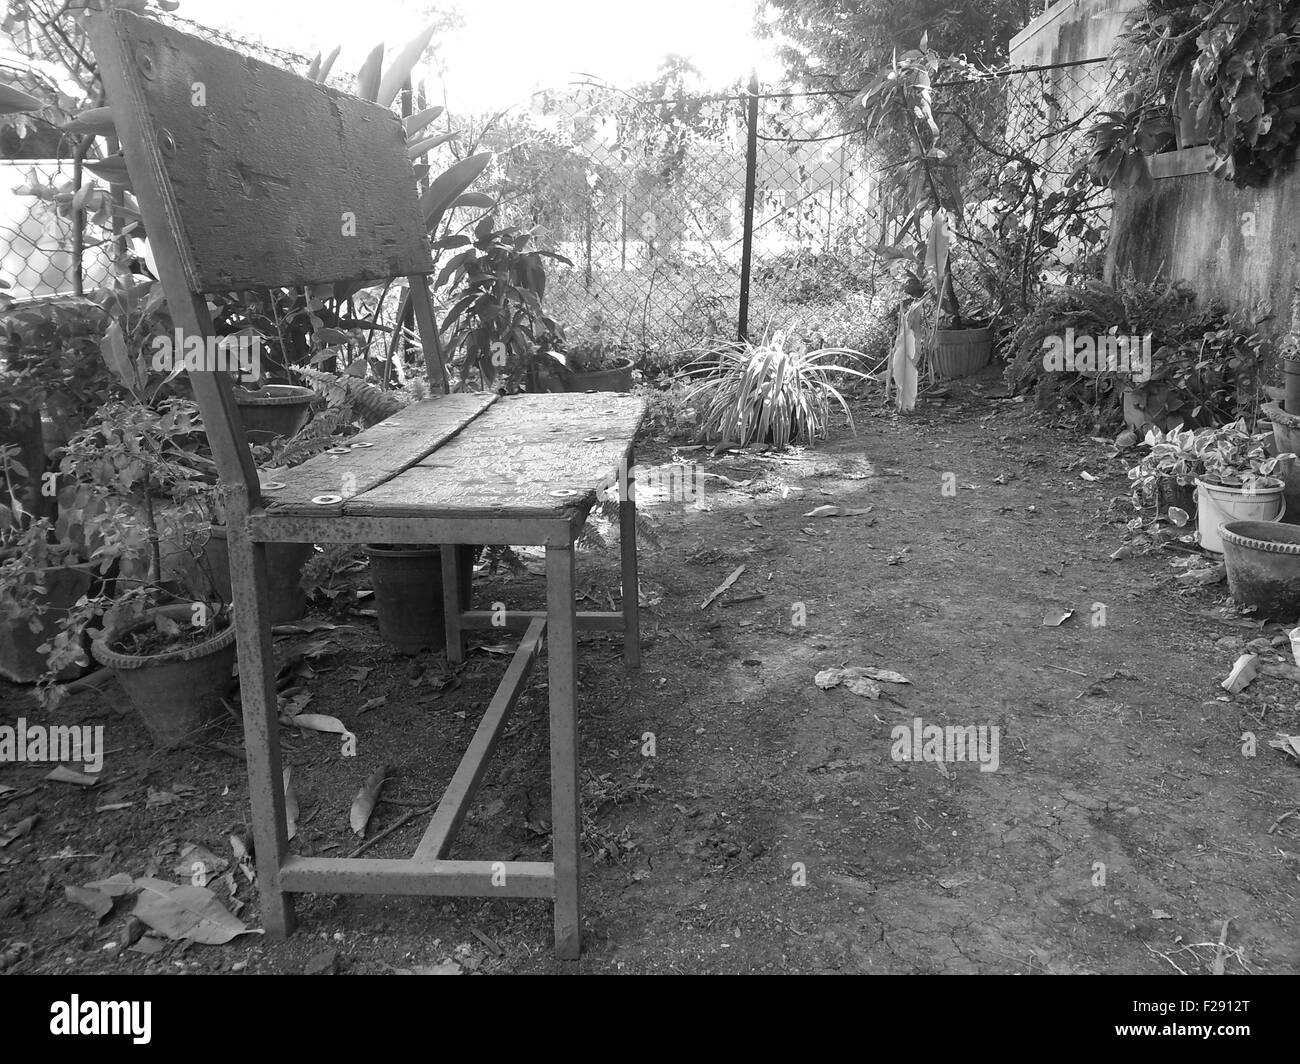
[91,604,237,748]
[197,526,311,624]
[561,360,635,393]
[365,544,477,654]
[931,328,993,380]
[234,384,315,442]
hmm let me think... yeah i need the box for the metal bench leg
[228,523,295,939]
[619,449,641,668]
[442,544,465,664]
[546,543,581,959]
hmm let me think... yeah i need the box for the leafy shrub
[686,331,869,449]
[1004,276,1265,431]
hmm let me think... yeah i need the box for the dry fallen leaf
[1041,608,1074,627]
[700,564,745,610]
[65,885,113,921]
[284,768,299,841]
[173,843,228,886]
[84,873,137,897]
[841,672,881,699]
[131,877,262,945]
[45,765,102,787]
[350,764,388,837]
[0,814,38,847]
[814,669,842,690]
[802,505,873,519]
[853,666,911,685]
[1267,733,1300,759]
[814,666,908,699]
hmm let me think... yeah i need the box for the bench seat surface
[263,392,645,521]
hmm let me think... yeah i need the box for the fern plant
[685,331,869,449]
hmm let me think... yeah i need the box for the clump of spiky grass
[684,330,870,449]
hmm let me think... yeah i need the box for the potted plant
[0,446,100,683]
[549,340,636,393]
[859,39,994,402]
[33,397,236,742]
[1129,420,1293,553]
[365,543,478,654]
[233,383,317,443]
[436,216,571,393]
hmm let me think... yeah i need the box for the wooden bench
[88,9,643,959]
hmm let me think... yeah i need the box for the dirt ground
[3,367,1299,975]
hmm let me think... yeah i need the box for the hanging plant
[1093,0,1300,187]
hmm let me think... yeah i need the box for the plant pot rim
[935,325,994,338]
[365,543,443,557]
[234,384,315,406]
[1196,475,1284,492]
[571,359,634,373]
[1263,400,1300,429]
[91,603,235,670]
[1220,520,1300,555]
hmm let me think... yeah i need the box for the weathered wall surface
[1108,164,1300,342]
[1015,1,1300,344]
[1010,0,1137,68]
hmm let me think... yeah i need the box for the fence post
[738,72,759,343]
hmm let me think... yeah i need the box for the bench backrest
[88,9,438,502]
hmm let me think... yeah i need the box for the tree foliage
[759,0,1038,93]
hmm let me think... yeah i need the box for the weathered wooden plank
[93,11,432,292]
[247,513,577,547]
[263,393,496,515]
[413,618,546,861]
[346,393,645,519]
[280,857,554,898]
[88,17,262,502]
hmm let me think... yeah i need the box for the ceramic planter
[1263,401,1300,519]
[1195,476,1285,554]
[1221,521,1300,619]
[931,328,993,380]
[197,526,311,624]
[365,544,477,654]
[561,360,635,393]
[91,603,237,748]
[234,384,315,442]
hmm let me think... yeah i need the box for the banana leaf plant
[859,37,967,411]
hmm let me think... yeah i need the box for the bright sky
[181,0,785,111]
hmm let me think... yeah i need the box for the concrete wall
[1107,157,1300,344]
[1013,1,1300,345]
[1011,0,1138,68]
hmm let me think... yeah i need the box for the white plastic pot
[1195,477,1285,554]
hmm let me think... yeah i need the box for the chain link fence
[3,10,1112,361]
[1,11,310,303]
[460,57,1113,373]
